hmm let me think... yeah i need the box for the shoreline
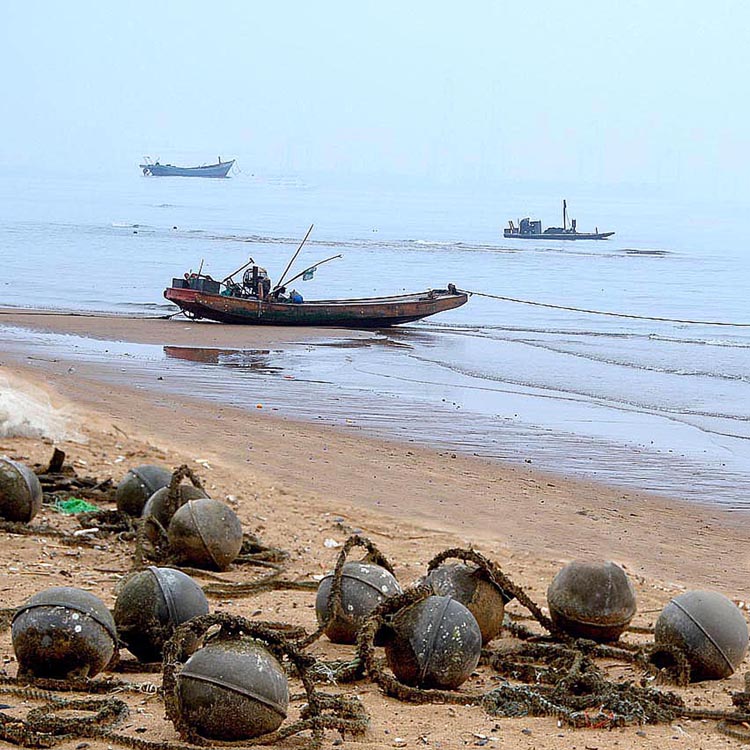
[0,310,746,593]
[1,307,745,509]
[1,317,749,748]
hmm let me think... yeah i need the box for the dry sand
[0,311,748,748]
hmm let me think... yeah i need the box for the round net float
[655,590,749,681]
[167,498,243,571]
[423,562,507,645]
[176,639,289,740]
[114,566,209,662]
[547,560,636,642]
[0,456,43,523]
[12,586,117,679]
[142,484,208,544]
[116,465,173,517]
[315,561,402,644]
[384,594,482,689]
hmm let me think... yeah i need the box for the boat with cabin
[140,157,234,178]
[504,200,614,240]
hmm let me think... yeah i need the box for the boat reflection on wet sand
[163,346,282,375]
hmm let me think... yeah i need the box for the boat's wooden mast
[563,200,567,230]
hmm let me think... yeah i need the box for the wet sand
[0,307,372,346]
[0,311,748,748]
[0,310,746,590]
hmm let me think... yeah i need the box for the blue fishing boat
[140,157,234,178]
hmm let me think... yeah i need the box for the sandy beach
[0,311,748,748]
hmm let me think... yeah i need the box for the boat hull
[164,287,468,327]
[503,230,614,240]
[140,160,234,178]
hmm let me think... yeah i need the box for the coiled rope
[458,289,750,327]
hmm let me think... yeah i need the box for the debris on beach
[547,560,637,641]
[316,560,401,644]
[142,481,208,545]
[12,586,117,679]
[383,594,482,689]
[167,497,243,570]
[422,559,509,645]
[3,440,750,747]
[0,372,81,442]
[0,455,43,522]
[655,590,749,680]
[115,464,172,516]
[175,637,289,740]
[114,566,208,662]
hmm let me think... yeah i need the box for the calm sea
[1,166,749,506]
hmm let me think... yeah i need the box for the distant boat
[504,200,614,240]
[140,157,234,178]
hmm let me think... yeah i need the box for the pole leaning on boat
[274,224,315,292]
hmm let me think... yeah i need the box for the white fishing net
[0,374,83,442]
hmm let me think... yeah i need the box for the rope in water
[458,289,750,327]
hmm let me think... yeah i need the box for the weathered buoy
[547,560,636,641]
[176,639,288,740]
[384,595,481,689]
[116,465,172,517]
[315,561,402,644]
[655,590,749,681]
[423,563,507,645]
[167,498,243,570]
[12,586,117,679]
[142,484,208,544]
[0,456,43,523]
[114,567,209,662]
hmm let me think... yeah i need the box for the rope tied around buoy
[161,613,369,748]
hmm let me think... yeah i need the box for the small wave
[414,354,750,425]
[648,334,750,349]
[621,248,671,256]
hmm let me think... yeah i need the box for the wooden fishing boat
[140,157,234,178]
[164,281,468,327]
[165,226,466,327]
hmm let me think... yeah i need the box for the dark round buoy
[423,563,507,645]
[655,590,748,681]
[0,457,42,523]
[114,567,209,662]
[116,465,172,517]
[315,561,401,644]
[176,639,288,740]
[384,595,481,689]
[547,560,636,642]
[12,586,117,679]
[167,498,243,570]
[142,484,208,544]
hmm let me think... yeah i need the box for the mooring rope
[458,289,750,327]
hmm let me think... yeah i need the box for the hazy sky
[2,1,749,194]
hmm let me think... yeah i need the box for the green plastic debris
[54,497,100,515]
